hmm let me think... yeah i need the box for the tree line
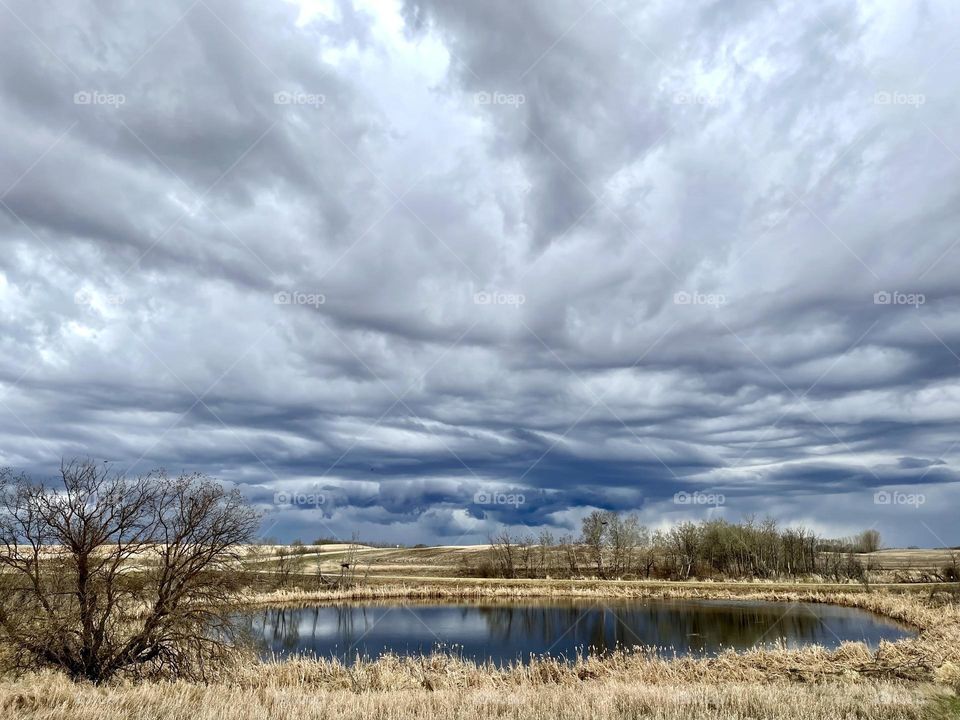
[479,512,882,581]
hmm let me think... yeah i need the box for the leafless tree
[490,530,517,578]
[0,460,259,683]
[536,529,555,576]
[608,513,643,577]
[667,522,701,579]
[932,550,960,584]
[338,534,365,586]
[314,542,329,587]
[638,529,662,579]
[558,533,580,576]
[581,510,609,578]
[516,534,535,578]
[274,546,293,588]
[857,529,882,554]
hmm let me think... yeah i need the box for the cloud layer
[1,0,958,545]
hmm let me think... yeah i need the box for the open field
[247,543,960,584]
[0,674,948,720]
[4,546,960,719]
[245,543,491,579]
[865,549,960,571]
[203,548,960,718]
[2,582,959,719]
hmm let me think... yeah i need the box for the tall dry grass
[1,583,957,719]
[0,672,943,720]
[235,584,960,686]
[237,581,950,622]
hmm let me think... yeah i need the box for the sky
[0,0,958,547]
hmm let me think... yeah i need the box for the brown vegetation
[1,582,957,719]
[1,564,958,718]
[0,673,943,720]
[0,460,259,683]
[0,459,956,719]
[481,514,885,582]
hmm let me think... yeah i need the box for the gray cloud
[0,0,958,546]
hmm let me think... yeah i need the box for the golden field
[0,673,949,720]
[248,543,960,584]
[0,544,960,720]
[3,550,960,719]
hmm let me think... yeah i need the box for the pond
[240,597,916,665]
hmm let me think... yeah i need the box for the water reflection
[240,598,915,665]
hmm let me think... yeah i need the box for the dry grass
[0,672,946,720]
[238,579,949,608]
[245,543,960,583]
[232,583,960,690]
[239,580,955,630]
[862,549,959,570]
[3,581,958,719]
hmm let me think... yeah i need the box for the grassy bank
[239,578,957,610]
[236,583,959,683]
[0,673,946,720]
[3,581,958,719]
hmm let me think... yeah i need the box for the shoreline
[236,581,947,629]
[225,583,960,685]
[4,583,958,719]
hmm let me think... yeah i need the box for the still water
[241,598,915,665]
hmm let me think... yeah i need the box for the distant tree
[516,534,536,578]
[857,529,882,553]
[781,526,817,577]
[558,533,581,576]
[667,522,701,579]
[471,515,886,582]
[0,460,259,683]
[490,531,517,578]
[939,551,960,584]
[607,513,643,577]
[637,528,662,579]
[274,546,293,587]
[536,529,555,576]
[581,511,609,577]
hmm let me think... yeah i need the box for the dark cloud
[0,0,958,546]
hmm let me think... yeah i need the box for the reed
[233,584,960,687]
[0,672,944,720]
[1,584,957,719]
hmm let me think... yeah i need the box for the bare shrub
[0,459,260,683]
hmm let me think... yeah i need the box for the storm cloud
[1,0,958,546]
